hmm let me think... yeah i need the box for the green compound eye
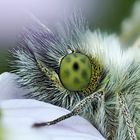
[59,53,92,91]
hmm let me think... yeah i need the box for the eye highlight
[59,53,92,91]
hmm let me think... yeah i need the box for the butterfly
[12,13,140,140]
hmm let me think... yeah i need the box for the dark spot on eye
[66,57,71,63]
[80,58,86,63]
[64,69,70,77]
[81,70,88,79]
[73,53,78,57]
[73,77,80,84]
[73,62,79,71]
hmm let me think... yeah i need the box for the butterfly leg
[33,91,103,128]
[119,94,137,140]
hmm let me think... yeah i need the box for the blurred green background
[0,0,137,74]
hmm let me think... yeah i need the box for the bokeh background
[0,0,136,73]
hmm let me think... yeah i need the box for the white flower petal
[0,72,28,101]
[1,99,105,140]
